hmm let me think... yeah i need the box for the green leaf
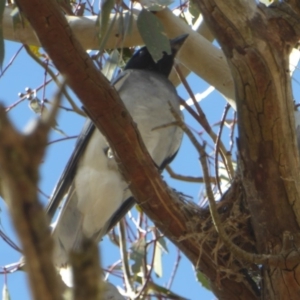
[157,236,168,253]
[0,0,5,69]
[118,10,134,40]
[154,242,163,277]
[2,283,11,300]
[98,0,115,50]
[188,0,201,25]
[130,237,146,274]
[102,49,119,81]
[137,9,171,63]
[196,271,211,291]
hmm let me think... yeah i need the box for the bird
[47,34,188,268]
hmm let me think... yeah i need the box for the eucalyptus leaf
[102,49,119,81]
[137,9,171,63]
[196,271,211,291]
[118,10,134,40]
[154,242,163,277]
[157,236,168,253]
[98,0,115,49]
[130,237,146,274]
[2,283,11,300]
[188,0,201,25]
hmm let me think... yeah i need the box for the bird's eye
[104,147,114,158]
[104,147,110,156]
[107,148,114,159]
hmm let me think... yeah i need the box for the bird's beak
[170,34,189,55]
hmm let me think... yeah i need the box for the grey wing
[47,71,131,222]
[49,73,135,266]
[46,119,95,219]
[51,126,128,265]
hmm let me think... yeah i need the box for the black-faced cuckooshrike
[47,34,188,267]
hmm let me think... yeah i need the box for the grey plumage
[50,68,183,266]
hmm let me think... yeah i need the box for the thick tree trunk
[196,0,300,298]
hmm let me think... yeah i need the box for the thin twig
[176,66,234,179]
[166,165,216,184]
[24,44,86,117]
[0,46,24,78]
[166,248,181,289]
[214,104,230,196]
[47,135,77,146]
[229,111,237,153]
[175,65,203,118]
[0,229,22,253]
[134,230,158,299]
[118,219,134,297]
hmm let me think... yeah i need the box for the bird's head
[124,34,188,78]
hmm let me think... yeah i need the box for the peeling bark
[196,0,300,298]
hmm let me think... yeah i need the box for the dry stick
[118,219,134,297]
[180,84,234,178]
[44,99,84,114]
[0,229,22,253]
[47,135,78,146]
[135,231,157,300]
[175,66,203,118]
[166,165,216,184]
[24,45,86,117]
[229,111,237,153]
[0,45,24,78]
[175,66,234,180]
[214,103,231,196]
[170,103,300,268]
[166,248,181,290]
